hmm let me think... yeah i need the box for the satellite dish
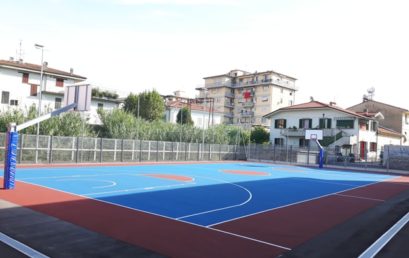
[367,87,375,94]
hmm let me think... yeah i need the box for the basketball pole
[2,103,77,190]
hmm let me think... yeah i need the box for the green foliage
[250,126,270,144]
[176,107,193,125]
[92,88,119,99]
[97,108,250,144]
[123,93,139,116]
[0,106,92,136]
[138,90,165,121]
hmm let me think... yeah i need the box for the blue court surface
[16,163,394,226]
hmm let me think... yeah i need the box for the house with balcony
[0,58,121,125]
[348,98,409,145]
[263,100,393,161]
[196,69,297,127]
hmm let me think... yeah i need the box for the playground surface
[1,161,409,257]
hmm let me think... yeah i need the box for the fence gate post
[139,140,142,162]
[273,144,276,162]
[156,140,159,162]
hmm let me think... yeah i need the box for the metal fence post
[18,134,23,164]
[219,144,222,160]
[139,140,142,162]
[48,135,53,164]
[156,140,159,162]
[99,138,103,163]
[273,144,276,162]
[121,139,124,162]
[75,136,80,163]
[307,144,310,165]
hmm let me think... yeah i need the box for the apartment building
[196,69,297,127]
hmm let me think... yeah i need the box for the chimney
[330,101,336,106]
[70,68,74,74]
[9,57,14,61]
[43,61,48,67]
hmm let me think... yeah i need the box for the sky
[1,0,408,109]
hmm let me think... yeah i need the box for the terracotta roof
[348,99,408,112]
[263,100,370,119]
[166,100,222,114]
[378,126,403,138]
[0,59,86,80]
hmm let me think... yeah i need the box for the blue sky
[1,0,408,109]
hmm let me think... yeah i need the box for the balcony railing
[233,79,298,90]
[279,128,343,137]
[243,101,254,107]
[224,112,234,118]
[240,111,254,117]
[224,102,234,108]
[225,92,234,98]
[204,82,233,88]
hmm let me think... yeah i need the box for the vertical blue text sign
[4,131,19,189]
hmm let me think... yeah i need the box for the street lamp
[34,43,45,163]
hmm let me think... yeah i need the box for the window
[274,138,284,146]
[30,84,38,96]
[261,96,268,102]
[319,118,332,129]
[274,119,286,129]
[56,78,64,87]
[299,138,310,148]
[22,73,29,83]
[405,114,409,125]
[263,86,269,91]
[98,103,104,109]
[55,97,62,109]
[10,100,18,106]
[299,119,312,129]
[336,119,354,129]
[1,91,9,104]
[289,100,293,106]
[370,142,377,152]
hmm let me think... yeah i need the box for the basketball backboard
[64,83,92,111]
[305,130,323,140]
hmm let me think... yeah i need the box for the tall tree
[250,126,270,144]
[176,107,193,125]
[138,89,165,121]
[123,93,140,117]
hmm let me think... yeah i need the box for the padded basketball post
[3,123,18,189]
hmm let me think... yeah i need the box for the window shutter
[275,120,278,128]
[319,119,324,129]
[299,119,302,128]
[283,119,287,128]
[327,119,332,128]
[309,119,313,129]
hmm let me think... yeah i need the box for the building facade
[348,99,409,145]
[0,59,120,125]
[263,101,384,160]
[197,69,297,127]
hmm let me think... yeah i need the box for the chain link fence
[0,133,243,164]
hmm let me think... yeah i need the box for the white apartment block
[0,59,120,125]
[197,69,297,127]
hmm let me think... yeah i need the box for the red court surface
[1,172,409,257]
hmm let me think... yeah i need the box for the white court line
[17,179,291,250]
[358,212,409,258]
[177,176,252,220]
[56,179,117,189]
[0,232,49,258]
[207,179,392,227]
[335,194,385,202]
[82,182,196,196]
